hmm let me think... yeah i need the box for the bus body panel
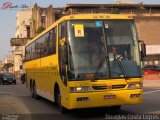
[24,14,143,110]
[67,89,142,109]
[62,78,143,109]
[25,54,60,99]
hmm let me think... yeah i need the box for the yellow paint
[67,89,142,109]
[25,14,142,110]
[26,14,133,46]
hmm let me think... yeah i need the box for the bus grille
[112,84,126,89]
[92,86,108,90]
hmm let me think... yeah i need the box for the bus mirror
[139,40,146,60]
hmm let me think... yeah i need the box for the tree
[37,26,45,34]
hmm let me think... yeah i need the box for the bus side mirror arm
[139,40,146,60]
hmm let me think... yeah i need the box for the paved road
[0,80,160,120]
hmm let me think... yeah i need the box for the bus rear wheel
[31,82,39,100]
[55,89,67,113]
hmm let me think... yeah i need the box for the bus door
[58,22,68,104]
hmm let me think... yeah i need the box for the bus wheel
[56,89,67,113]
[32,82,39,100]
[110,105,122,110]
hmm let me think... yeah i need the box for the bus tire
[55,88,67,113]
[110,105,122,110]
[32,82,39,100]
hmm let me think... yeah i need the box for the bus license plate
[104,95,116,99]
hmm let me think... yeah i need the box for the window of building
[26,25,30,38]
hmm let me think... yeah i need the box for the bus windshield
[105,20,141,78]
[67,20,141,80]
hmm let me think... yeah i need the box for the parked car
[143,65,160,75]
[0,73,16,85]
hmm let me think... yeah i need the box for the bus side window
[25,46,30,61]
[49,27,56,54]
[58,22,66,40]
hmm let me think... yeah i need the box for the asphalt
[0,80,160,120]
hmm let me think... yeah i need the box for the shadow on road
[21,96,137,120]
[1,80,160,120]
[20,91,160,120]
[66,107,136,120]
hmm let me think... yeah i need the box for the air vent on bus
[112,84,126,89]
[92,86,108,90]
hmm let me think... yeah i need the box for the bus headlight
[70,86,92,92]
[128,83,143,89]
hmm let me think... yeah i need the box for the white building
[12,8,32,78]
[3,55,14,73]
[0,61,5,73]
[15,8,32,38]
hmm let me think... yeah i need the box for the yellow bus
[24,14,146,112]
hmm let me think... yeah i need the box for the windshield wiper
[114,55,129,79]
[91,55,129,81]
[91,56,107,82]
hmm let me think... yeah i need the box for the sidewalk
[144,75,160,80]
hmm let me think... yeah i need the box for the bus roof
[25,14,133,47]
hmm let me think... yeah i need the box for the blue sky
[0,0,160,60]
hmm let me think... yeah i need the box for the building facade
[0,61,5,73]
[65,3,160,66]
[10,3,160,76]
[15,8,32,38]
[12,9,32,78]
[3,55,14,73]
[30,3,64,38]
[10,5,61,77]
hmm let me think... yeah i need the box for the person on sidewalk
[20,73,25,84]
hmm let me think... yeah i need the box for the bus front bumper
[67,89,142,109]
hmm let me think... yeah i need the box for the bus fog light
[70,86,91,92]
[130,94,140,98]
